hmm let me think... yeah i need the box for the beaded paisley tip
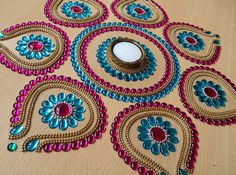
[111,0,169,28]
[163,22,221,65]
[9,75,108,152]
[179,66,236,126]
[71,22,181,103]
[111,102,199,175]
[44,0,109,28]
[0,21,70,76]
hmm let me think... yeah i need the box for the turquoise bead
[0,32,4,38]
[26,140,40,152]
[10,125,24,136]
[179,169,189,175]
[7,143,17,152]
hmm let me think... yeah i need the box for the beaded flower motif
[97,38,157,82]
[177,31,205,52]
[16,34,55,60]
[39,93,86,131]
[61,1,92,19]
[138,116,179,156]
[194,79,227,109]
[126,3,153,20]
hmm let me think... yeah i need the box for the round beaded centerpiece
[71,22,181,103]
[8,75,108,152]
[0,21,70,76]
[111,102,199,175]
[44,0,109,28]
[179,66,236,126]
[111,0,169,28]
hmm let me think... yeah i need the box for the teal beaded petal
[26,139,40,152]
[97,37,157,82]
[10,125,25,136]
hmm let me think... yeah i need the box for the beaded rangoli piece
[0,21,70,76]
[179,66,236,126]
[9,75,108,152]
[44,0,109,28]
[111,102,199,175]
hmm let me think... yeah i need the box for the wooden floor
[0,0,235,174]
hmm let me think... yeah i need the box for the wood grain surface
[0,0,235,175]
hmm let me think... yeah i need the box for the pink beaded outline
[179,66,236,126]
[10,75,108,153]
[163,22,222,65]
[0,21,70,76]
[110,102,199,175]
[111,0,169,28]
[44,0,109,28]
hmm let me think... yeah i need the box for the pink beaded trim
[111,0,169,28]
[44,0,109,28]
[110,102,199,174]
[0,21,70,76]
[163,22,221,65]
[179,66,236,126]
[78,26,173,95]
[10,75,108,153]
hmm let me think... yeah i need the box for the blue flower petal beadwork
[61,1,92,19]
[177,31,205,52]
[194,79,227,109]
[126,3,153,20]
[39,93,86,131]
[96,37,157,82]
[138,116,179,156]
[16,34,55,60]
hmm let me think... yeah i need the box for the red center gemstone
[71,6,83,14]
[28,41,43,51]
[54,103,71,117]
[186,37,197,44]
[204,87,218,98]
[151,127,167,142]
[134,7,145,15]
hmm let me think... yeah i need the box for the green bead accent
[7,143,17,152]
[205,31,212,34]
[213,40,220,45]
[0,32,4,38]
[215,34,220,38]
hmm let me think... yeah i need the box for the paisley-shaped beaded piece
[110,102,199,175]
[44,0,109,28]
[8,75,108,152]
[0,21,70,76]
[179,66,236,126]
[163,22,221,65]
[71,22,181,103]
[111,0,169,28]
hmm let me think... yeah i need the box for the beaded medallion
[44,0,109,28]
[8,75,107,152]
[71,22,181,103]
[0,21,70,76]
[111,102,199,175]
[111,0,169,28]
[179,66,236,126]
[163,22,221,65]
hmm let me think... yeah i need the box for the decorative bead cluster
[39,93,86,131]
[61,1,92,19]
[71,22,181,103]
[138,116,179,156]
[97,37,157,82]
[126,3,153,20]
[16,34,55,60]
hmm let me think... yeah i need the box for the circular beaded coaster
[8,75,108,152]
[111,0,169,28]
[44,0,109,28]
[110,102,199,175]
[163,22,221,65]
[0,21,70,76]
[71,22,181,103]
[179,66,236,126]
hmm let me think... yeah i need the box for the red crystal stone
[28,41,43,51]
[204,87,218,98]
[151,127,166,142]
[186,37,197,44]
[54,103,71,117]
[134,7,145,15]
[71,6,83,14]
